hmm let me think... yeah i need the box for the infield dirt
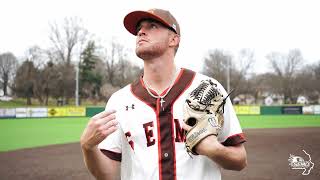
[0,128,319,180]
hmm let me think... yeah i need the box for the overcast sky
[1,0,320,73]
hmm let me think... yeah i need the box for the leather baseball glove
[183,79,226,155]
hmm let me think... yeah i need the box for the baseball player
[80,8,247,180]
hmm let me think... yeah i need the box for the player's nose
[137,27,146,36]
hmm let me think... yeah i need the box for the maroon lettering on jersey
[143,121,156,147]
[125,131,134,150]
[174,119,186,142]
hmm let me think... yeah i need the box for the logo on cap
[148,9,155,14]
[172,24,177,31]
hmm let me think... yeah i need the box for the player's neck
[143,55,178,94]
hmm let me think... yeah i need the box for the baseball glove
[183,79,226,155]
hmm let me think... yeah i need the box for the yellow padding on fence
[234,106,260,115]
[47,107,86,117]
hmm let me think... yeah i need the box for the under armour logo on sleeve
[125,104,135,111]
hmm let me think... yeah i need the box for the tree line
[0,17,320,105]
[0,17,142,105]
[202,49,320,104]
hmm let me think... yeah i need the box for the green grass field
[0,115,320,152]
[238,115,320,128]
[0,117,89,152]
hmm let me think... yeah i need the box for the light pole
[227,56,230,93]
[75,62,79,106]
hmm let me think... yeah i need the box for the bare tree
[99,39,142,101]
[245,72,276,104]
[48,17,88,65]
[100,83,120,100]
[202,49,232,89]
[236,49,255,81]
[117,47,129,87]
[231,49,255,95]
[114,45,142,87]
[25,46,47,68]
[312,60,320,93]
[115,59,143,87]
[40,61,60,105]
[104,39,125,86]
[294,64,317,103]
[266,49,303,103]
[295,60,320,104]
[0,52,18,96]
[23,46,49,104]
[13,60,38,105]
[48,17,88,104]
[202,49,255,100]
[100,57,142,100]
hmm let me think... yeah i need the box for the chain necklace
[143,68,178,110]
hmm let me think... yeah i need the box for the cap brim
[124,11,172,36]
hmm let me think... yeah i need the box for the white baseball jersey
[98,68,245,180]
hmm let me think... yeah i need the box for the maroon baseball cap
[123,8,180,36]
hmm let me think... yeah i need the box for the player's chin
[135,47,146,56]
[136,48,159,60]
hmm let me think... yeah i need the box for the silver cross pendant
[160,98,165,111]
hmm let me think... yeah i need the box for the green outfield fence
[260,106,282,115]
[0,105,320,119]
[86,107,105,117]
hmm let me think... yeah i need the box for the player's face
[135,20,172,60]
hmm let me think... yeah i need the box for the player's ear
[169,32,180,48]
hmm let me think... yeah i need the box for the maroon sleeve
[222,133,246,146]
[100,149,122,162]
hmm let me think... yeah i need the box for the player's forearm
[198,140,247,171]
[82,146,120,180]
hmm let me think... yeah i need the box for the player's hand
[182,121,220,156]
[80,110,118,151]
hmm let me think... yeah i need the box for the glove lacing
[188,80,221,112]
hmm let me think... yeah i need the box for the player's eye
[150,23,157,29]
[136,25,142,32]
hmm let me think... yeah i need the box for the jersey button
[164,152,169,158]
